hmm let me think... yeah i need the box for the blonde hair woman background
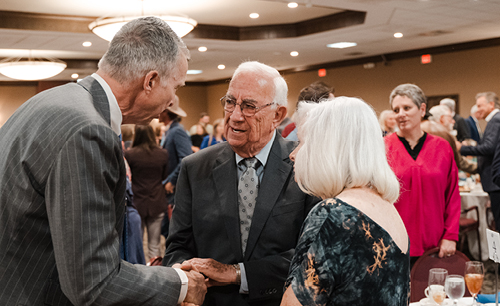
[281,97,409,306]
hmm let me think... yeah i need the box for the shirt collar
[235,130,276,167]
[486,108,499,122]
[91,73,122,136]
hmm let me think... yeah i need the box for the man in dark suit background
[465,104,482,143]
[0,17,206,305]
[159,96,193,238]
[459,92,500,231]
[440,98,471,142]
[163,61,318,306]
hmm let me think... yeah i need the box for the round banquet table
[460,189,491,261]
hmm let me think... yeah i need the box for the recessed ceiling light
[218,64,226,70]
[249,13,259,19]
[82,41,92,47]
[394,32,404,38]
[290,51,299,57]
[71,73,79,79]
[187,70,203,75]
[288,2,299,8]
[198,46,207,52]
[326,42,357,49]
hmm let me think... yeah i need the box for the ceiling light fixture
[290,51,299,57]
[327,42,357,49]
[198,46,207,52]
[89,15,197,41]
[0,56,67,80]
[288,2,299,8]
[187,70,203,75]
[218,64,225,70]
[249,13,260,19]
[394,32,403,38]
[82,41,92,47]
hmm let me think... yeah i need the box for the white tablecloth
[460,191,491,261]
[410,297,491,305]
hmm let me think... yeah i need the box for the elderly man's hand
[183,269,207,305]
[183,258,238,287]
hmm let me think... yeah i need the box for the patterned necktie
[238,158,260,255]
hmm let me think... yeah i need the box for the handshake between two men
[177,258,239,306]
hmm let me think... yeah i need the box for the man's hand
[438,239,457,258]
[165,182,175,194]
[183,258,238,287]
[456,140,463,151]
[183,269,207,305]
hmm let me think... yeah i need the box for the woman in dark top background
[282,97,409,306]
[124,125,169,260]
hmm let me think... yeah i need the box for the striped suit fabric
[0,76,181,305]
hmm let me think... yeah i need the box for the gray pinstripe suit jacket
[0,76,181,305]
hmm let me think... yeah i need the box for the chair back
[410,247,470,302]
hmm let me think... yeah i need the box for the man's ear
[273,105,288,127]
[143,71,159,93]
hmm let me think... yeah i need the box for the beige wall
[0,85,37,126]
[1,44,500,129]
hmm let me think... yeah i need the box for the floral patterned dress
[285,198,410,305]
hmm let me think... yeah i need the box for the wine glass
[445,275,465,305]
[465,261,484,306]
[426,268,448,305]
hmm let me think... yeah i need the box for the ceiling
[0,0,500,83]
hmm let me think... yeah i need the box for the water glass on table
[465,261,484,306]
[445,275,465,305]
[425,268,448,305]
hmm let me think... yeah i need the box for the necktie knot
[242,157,259,170]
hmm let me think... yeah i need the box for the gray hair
[470,104,478,115]
[294,97,400,203]
[232,61,288,108]
[389,83,426,108]
[476,92,500,109]
[378,110,395,132]
[98,16,189,85]
[429,105,451,123]
[440,98,456,113]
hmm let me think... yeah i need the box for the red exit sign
[421,54,432,64]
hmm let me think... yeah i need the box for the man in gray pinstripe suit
[0,17,206,305]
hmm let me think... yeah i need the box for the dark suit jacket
[465,116,481,143]
[161,121,193,186]
[0,76,181,305]
[461,111,500,192]
[493,140,500,187]
[454,113,471,141]
[163,135,319,306]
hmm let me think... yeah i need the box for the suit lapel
[244,135,294,260]
[77,76,111,126]
[213,144,244,260]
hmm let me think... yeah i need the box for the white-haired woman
[379,109,397,136]
[281,97,409,306]
[385,84,460,265]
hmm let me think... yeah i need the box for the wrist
[232,264,241,285]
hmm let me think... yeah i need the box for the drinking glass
[445,275,465,305]
[465,261,484,306]
[426,268,448,305]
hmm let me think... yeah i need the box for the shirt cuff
[239,263,249,294]
[174,268,189,304]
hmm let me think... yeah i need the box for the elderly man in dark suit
[459,92,500,231]
[0,17,206,305]
[163,61,319,306]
